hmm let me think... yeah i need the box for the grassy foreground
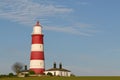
[1,76,120,80]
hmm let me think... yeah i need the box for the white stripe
[31,44,43,51]
[30,60,44,68]
[32,27,42,34]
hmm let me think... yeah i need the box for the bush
[47,72,53,76]
[71,74,76,77]
[8,73,14,77]
[0,74,8,78]
[29,70,35,75]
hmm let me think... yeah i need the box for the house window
[54,72,56,76]
[60,71,62,76]
[66,72,68,76]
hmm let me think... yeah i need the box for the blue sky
[0,0,120,76]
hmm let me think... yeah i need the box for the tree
[12,62,24,75]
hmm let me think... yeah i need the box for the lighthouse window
[40,62,43,66]
[40,62,41,65]
[40,45,42,48]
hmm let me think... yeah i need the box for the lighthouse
[30,21,45,74]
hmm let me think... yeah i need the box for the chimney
[59,63,62,69]
[25,65,27,70]
[53,62,56,68]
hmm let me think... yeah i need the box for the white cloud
[44,22,97,36]
[0,0,72,25]
[0,0,97,36]
[44,26,92,36]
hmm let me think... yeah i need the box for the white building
[18,65,29,77]
[44,62,71,77]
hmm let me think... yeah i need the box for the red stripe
[30,51,44,60]
[30,68,45,74]
[32,34,44,44]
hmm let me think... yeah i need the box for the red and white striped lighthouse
[30,21,45,74]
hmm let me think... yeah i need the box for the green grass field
[1,76,120,80]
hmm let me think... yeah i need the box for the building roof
[46,68,71,72]
[21,70,29,72]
